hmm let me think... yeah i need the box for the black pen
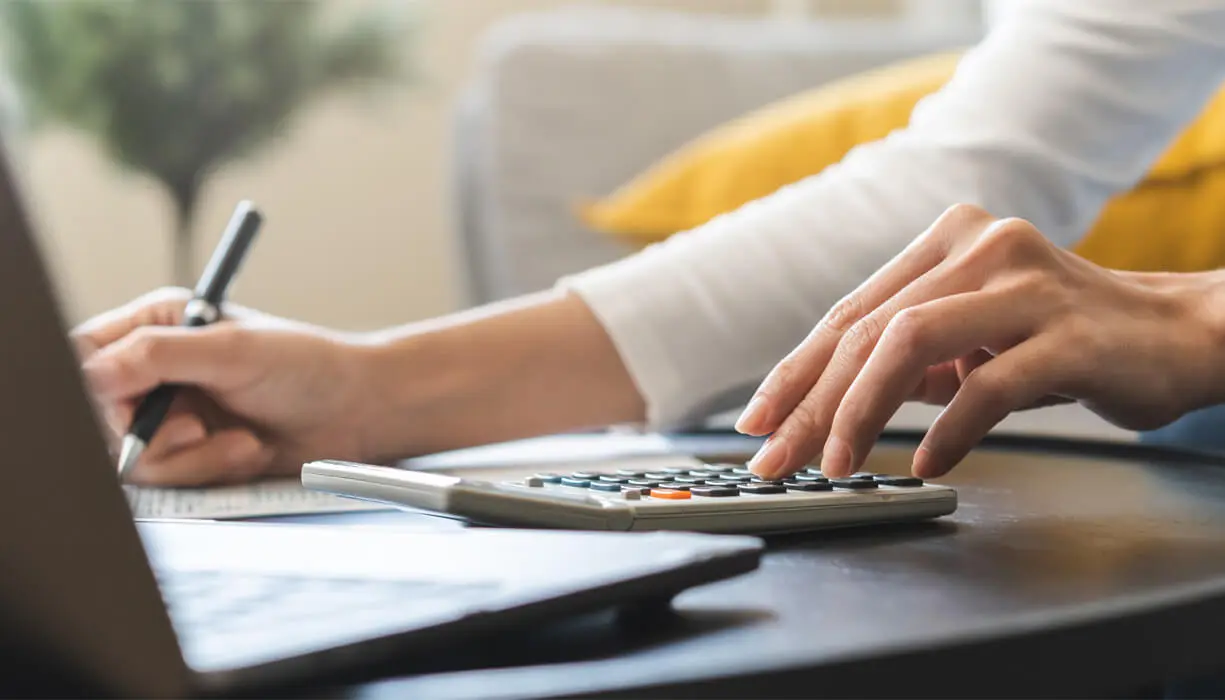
[117,200,263,479]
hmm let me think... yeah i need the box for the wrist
[1158,269,1225,411]
[345,326,471,464]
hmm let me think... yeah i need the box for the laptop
[0,149,763,697]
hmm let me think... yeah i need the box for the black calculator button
[831,478,878,490]
[740,484,787,495]
[674,476,707,484]
[622,486,651,496]
[704,480,736,487]
[598,475,630,483]
[749,478,785,485]
[732,467,753,475]
[851,472,879,481]
[533,473,563,484]
[561,477,592,488]
[627,479,661,488]
[570,471,601,480]
[785,481,833,492]
[589,482,622,492]
[688,470,716,479]
[793,474,829,483]
[875,475,924,487]
[615,469,646,477]
[656,482,692,491]
[644,472,674,481]
[691,486,739,498]
[719,474,751,483]
[804,468,826,476]
[705,465,736,474]
[661,468,688,475]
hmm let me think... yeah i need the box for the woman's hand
[735,204,1225,480]
[74,287,382,486]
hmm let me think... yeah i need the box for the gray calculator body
[301,457,957,535]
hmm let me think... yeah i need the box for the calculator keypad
[524,464,923,500]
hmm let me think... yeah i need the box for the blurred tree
[0,0,414,284]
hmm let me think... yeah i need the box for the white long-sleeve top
[558,0,1225,429]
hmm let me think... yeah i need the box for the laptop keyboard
[154,569,501,667]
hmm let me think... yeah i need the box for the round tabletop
[322,433,1225,699]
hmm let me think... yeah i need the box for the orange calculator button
[650,488,691,500]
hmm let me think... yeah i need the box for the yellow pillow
[580,52,1225,273]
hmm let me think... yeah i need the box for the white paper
[124,478,391,520]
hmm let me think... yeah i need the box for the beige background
[13,0,950,331]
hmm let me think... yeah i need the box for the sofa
[450,5,1134,441]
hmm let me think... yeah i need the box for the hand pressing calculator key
[301,455,957,535]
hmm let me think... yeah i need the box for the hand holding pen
[117,201,263,478]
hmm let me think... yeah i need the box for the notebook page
[124,478,391,520]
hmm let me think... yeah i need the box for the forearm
[353,290,645,461]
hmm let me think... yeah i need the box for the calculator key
[561,477,591,488]
[704,464,736,474]
[650,489,691,500]
[793,474,829,483]
[851,472,879,481]
[622,486,651,496]
[533,473,562,484]
[719,474,751,483]
[785,481,832,492]
[525,477,545,488]
[804,468,825,476]
[644,472,674,481]
[598,475,630,484]
[589,482,622,492]
[688,470,716,479]
[875,475,924,487]
[615,469,646,477]
[570,471,601,480]
[749,478,785,486]
[622,489,642,501]
[661,468,688,475]
[656,482,692,491]
[732,467,753,475]
[691,486,739,498]
[831,478,878,490]
[628,479,661,488]
[704,480,736,487]
[739,484,787,495]
[675,476,707,484]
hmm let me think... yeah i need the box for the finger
[914,335,1078,478]
[748,247,993,479]
[736,205,994,436]
[142,413,209,460]
[127,429,274,488]
[823,290,1041,477]
[82,324,249,402]
[70,287,193,362]
[910,362,962,405]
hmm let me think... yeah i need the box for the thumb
[82,324,251,402]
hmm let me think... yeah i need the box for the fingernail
[822,437,853,477]
[735,396,770,435]
[748,437,788,478]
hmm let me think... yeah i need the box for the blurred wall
[16,0,914,331]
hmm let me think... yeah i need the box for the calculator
[300,454,957,535]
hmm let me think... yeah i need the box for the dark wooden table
[278,432,1225,698]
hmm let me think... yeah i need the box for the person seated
[73,0,1225,487]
